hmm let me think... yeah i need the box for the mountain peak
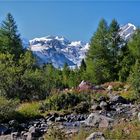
[119,23,136,40]
[29,35,89,68]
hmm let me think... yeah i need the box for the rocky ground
[0,85,140,140]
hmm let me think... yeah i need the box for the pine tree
[128,59,140,98]
[128,28,140,60]
[127,28,140,97]
[0,13,23,59]
[62,63,70,87]
[80,59,86,71]
[86,19,110,84]
[108,19,123,81]
[118,43,134,82]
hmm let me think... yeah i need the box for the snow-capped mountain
[119,23,136,41]
[25,23,136,69]
[29,36,89,68]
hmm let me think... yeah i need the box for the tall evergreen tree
[0,13,23,59]
[62,63,70,87]
[86,19,110,84]
[108,19,123,81]
[118,43,134,82]
[80,59,86,72]
[128,59,140,98]
[128,28,140,60]
[128,28,140,97]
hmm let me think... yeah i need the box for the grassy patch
[17,102,41,119]
[44,126,66,140]
[104,120,140,139]
[120,90,137,102]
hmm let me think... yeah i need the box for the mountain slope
[26,23,136,69]
[29,36,89,68]
[119,23,136,41]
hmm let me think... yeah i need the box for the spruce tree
[128,59,140,98]
[0,13,23,59]
[86,19,110,84]
[128,28,140,97]
[108,19,123,81]
[62,63,70,87]
[118,43,134,82]
[128,28,140,60]
[80,59,86,71]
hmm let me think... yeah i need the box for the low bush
[73,101,90,113]
[44,92,91,111]
[91,93,109,102]
[0,96,19,122]
[17,102,41,119]
[120,90,137,102]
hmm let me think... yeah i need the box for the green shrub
[120,90,137,102]
[44,126,66,140]
[128,60,140,100]
[44,92,91,111]
[74,101,90,113]
[91,93,109,102]
[17,102,41,119]
[0,96,19,122]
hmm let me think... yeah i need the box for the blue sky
[0,1,139,42]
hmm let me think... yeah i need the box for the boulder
[109,95,127,105]
[29,126,35,133]
[47,113,59,122]
[84,113,113,128]
[99,101,108,110]
[91,104,101,111]
[107,85,113,91]
[86,132,105,140]
[55,117,66,122]
[0,135,11,140]
[9,120,19,127]
[28,126,42,139]
[78,80,93,91]
[11,132,19,139]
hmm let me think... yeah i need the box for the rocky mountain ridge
[23,23,136,69]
